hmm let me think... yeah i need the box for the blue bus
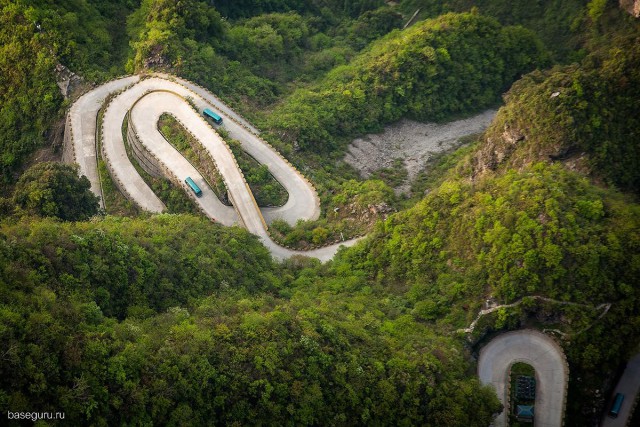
[185,177,202,197]
[203,108,223,125]
[608,393,624,418]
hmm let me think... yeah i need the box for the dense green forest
[0,0,639,425]
[0,216,501,425]
[267,11,548,152]
[399,0,589,60]
[0,0,135,183]
[341,162,640,425]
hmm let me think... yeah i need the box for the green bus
[203,108,223,125]
[185,177,202,197]
[608,393,624,418]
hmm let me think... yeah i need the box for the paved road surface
[101,77,320,223]
[68,76,140,206]
[69,75,355,260]
[154,73,260,134]
[478,329,568,427]
[601,353,640,427]
[162,74,320,225]
[130,91,240,225]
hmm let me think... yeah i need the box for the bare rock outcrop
[55,64,82,98]
[620,0,640,17]
[143,45,169,70]
[472,124,525,175]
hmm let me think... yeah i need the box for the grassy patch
[225,138,288,207]
[370,158,408,188]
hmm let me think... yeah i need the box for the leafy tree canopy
[0,1,61,181]
[479,33,640,194]
[267,12,549,152]
[13,162,99,221]
[0,215,501,425]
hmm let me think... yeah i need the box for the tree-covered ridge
[127,0,225,72]
[0,215,276,320]
[212,0,385,20]
[127,0,405,111]
[1,165,637,425]
[345,163,639,321]
[476,33,640,194]
[0,1,638,425]
[0,0,134,184]
[11,162,99,221]
[399,0,588,60]
[267,12,549,152]
[0,215,501,425]
[0,1,61,181]
[337,161,640,423]
[18,0,133,77]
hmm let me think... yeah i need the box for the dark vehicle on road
[608,393,624,418]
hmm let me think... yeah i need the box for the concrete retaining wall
[127,117,165,179]
[61,113,75,164]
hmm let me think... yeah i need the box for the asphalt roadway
[69,75,358,260]
[601,352,640,427]
[478,329,568,427]
[68,76,140,206]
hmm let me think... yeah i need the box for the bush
[13,162,99,221]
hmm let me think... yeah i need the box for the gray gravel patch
[344,109,497,191]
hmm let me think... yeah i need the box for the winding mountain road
[66,74,358,260]
[478,329,568,427]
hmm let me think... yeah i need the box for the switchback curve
[66,74,360,260]
[477,329,569,427]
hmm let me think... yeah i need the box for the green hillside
[478,32,640,193]
[399,0,588,60]
[0,215,500,425]
[267,11,548,152]
[0,0,639,425]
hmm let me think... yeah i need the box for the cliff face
[472,111,591,181]
[471,37,640,193]
[470,67,586,180]
[55,64,83,98]
[620,0,640,17]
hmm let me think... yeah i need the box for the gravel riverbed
[344,109,497,192]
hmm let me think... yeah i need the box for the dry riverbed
[344,109,497,193]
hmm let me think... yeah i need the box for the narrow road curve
[478,329,568,427]
[68,74,359,260]
[601,353,640,427]
[130,91,239,225]
[66,76,140,206]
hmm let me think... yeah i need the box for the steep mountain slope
[0,215,501,425]
[268,11,549,152]
[474,33,640,194]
